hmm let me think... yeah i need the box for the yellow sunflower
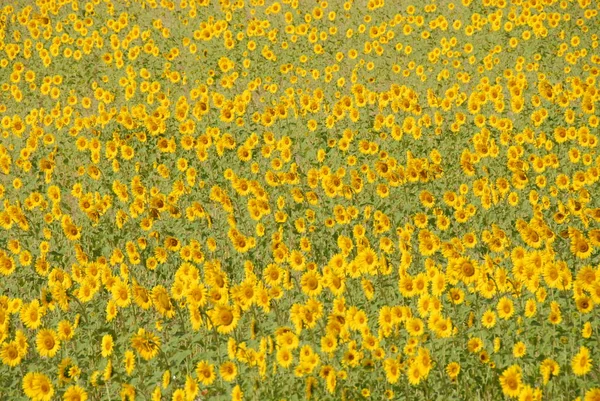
[572,346,592,376]
[196,360,216,386]
[219,361,237,382]
[1,341,21,367]
[23,372,54,401]
[499,364,522,397]
[207,304,240,334]
[36,329,60,358]
[63,385,88,401]
[131,328,161,361]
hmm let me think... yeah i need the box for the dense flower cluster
[0,0,600,400]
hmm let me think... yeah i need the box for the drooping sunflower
[132,284,152,310]
[151,285,176,319]
[130,328,161,361]
[58,357,76,384]
[540,358,559,384]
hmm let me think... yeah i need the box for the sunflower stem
[105,382,112,401]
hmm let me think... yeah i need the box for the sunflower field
[1,0,600,400]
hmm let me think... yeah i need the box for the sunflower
[288,250,306,271]
[218,361,237,382]
[583,321,593,338]
[63,385,88,401]
[454,257,478,284]
[276,347,293,368]
[196,360,216,386]
[513,341,526,358]
[382,358,401,384]
[185,374,199,400]
[576,296,593,314]
[320,334,337,354]
[123,350,135,376]
[301,270,323,297]
[448,287,465,304]
[398,274,416,298]
[20,300,44,329]
[407,361,423,385]
[101,334,114,358]
[120,383,135,401]
[171,389,185,401]
[131,328,161,361]
[356,247,378,275]
[263,264,283,287]
[208,304,240,334]
[467,337,484,353]
[36,329,60,358]
[540,358,560,384]
[23,372,54,401]
[446,362,460,379]
[481,310,496,329]
[132,284,152,310]
[497,296,515,320]
[1,341,21,367]
[415,347,432,373]
[64,223,81,241]
[499,364,522,397]
[585,388,600,401]
[572,346,592,376]
[433,317,453,338]
[162,370,170,389]
[103,359,113,382]
[186,283,208,308]
[548,308,562,325]
[15,329,29,357]
[324,367,338,393]
[572,236,593,259]
[58,357,76,384]
[406,318,424,337]
[232,384,243,401]
[151,285,176,319]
